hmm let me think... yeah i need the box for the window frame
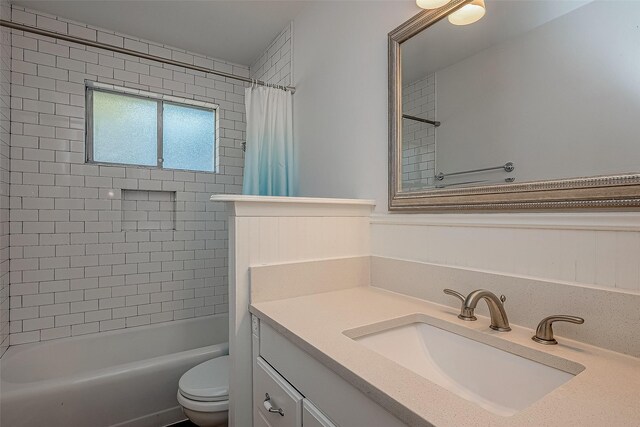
[85,84,219,173]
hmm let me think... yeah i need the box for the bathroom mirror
[389,0,640,211]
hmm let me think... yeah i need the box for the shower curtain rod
[402,114,440,127]
[0,19,296,93]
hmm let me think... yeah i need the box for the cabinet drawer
[254,357,303,427]
[302,400,339,427]
[254,409,275,427]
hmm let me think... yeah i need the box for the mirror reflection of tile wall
[401,74,436,191]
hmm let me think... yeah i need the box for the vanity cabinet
[252,317,407,427]
[254,357,304,427]
[253,356,337,427]
[302,401,338,427]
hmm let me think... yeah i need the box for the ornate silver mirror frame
[388,0,640,212]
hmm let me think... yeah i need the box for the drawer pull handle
[263,393,285,416]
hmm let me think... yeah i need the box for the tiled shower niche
[122,190,176,231]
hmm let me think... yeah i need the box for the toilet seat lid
[179,355,229,402]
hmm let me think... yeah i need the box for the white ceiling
[12,0,309,66]
[402,0,593,83]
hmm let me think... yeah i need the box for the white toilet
[177,355,229,427]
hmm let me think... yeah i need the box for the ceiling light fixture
[448,0,486,26]
[416,0,451,10]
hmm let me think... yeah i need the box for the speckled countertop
[250,287,640,427]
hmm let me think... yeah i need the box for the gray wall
[292,2,417,211]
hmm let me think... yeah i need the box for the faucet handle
[443,289,477,320]
[532,315,584,345]
[443,288,465,303]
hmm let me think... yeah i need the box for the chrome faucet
[445,288,511,332]
[463,290,511,331]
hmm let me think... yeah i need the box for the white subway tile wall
[8,5,250,345]
[250,23,292,86]
[402,74,436,190]
[0,0,10,356]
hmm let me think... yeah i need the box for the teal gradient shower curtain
[242,86,295,196]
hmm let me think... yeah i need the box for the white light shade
[416,0,450,10]
[448,0,486,25]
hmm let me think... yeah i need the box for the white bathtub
[0,315,229,427]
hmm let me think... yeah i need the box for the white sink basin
[346,316,584,416]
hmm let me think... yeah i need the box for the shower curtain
[242,86,295,196]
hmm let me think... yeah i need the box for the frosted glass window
[92,91,158,166]
[87,87,216,172]
[163,103,215,172]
